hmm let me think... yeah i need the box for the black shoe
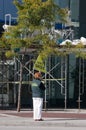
[35,119,44,121]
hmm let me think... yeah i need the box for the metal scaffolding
[0,50,86,110]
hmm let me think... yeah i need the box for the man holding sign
[31,72,45,121]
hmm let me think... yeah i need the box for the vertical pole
[1,61,4,109]
[14,57,17,106]
[82,59,84,94]
[64,56,68,110]
[44,59,47,111]
[78,58,81,111]
[61,56,64,94]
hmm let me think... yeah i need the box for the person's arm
[39,82,45,90]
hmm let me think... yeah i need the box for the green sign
[33,55,46,73]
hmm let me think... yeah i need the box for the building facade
[0,0,86,110]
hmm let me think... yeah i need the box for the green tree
[0,0,69,111]
[0,0,69,57]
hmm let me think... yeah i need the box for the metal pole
[78,58,81,111]
[64,56,68,110]
[44,59,47,111]
[14,57,17,106]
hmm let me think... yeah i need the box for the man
[31,72,45,121]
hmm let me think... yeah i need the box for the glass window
[70,0,79,22]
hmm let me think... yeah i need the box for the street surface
[0,126,86,130]
[0,109,86,129]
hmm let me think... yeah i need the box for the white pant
[33,98,43,120]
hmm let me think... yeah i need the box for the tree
[0,0,69,57]
[0,0,69,111]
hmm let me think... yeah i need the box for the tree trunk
[17,62,22,112]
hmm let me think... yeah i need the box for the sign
[33,55,46,73]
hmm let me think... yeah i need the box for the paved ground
[1,109,86,119]
[0,109,86,127]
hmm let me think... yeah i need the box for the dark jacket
[31,78,45,98]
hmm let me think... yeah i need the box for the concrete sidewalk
[0,113,86,127]
[0,109,86,127]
